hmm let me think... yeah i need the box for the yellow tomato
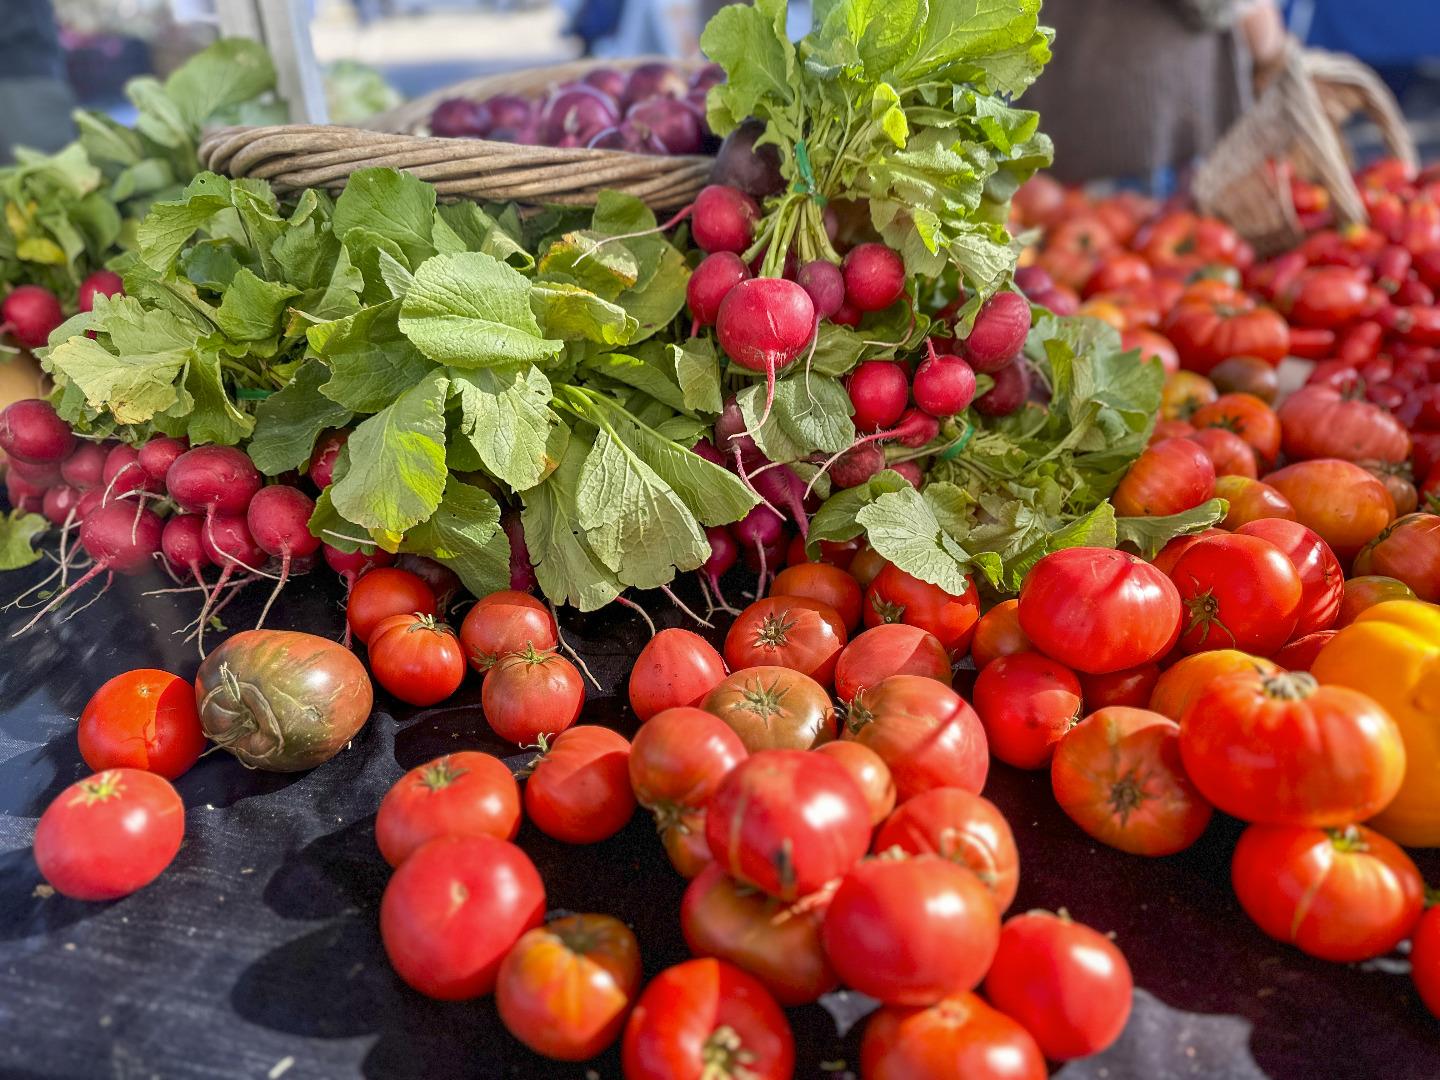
[1312,600,1440,846]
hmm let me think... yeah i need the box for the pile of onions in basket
[428,61,723,155]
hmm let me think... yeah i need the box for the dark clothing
[2,0,67,80]
[1022,0,1254,184]
[0,0,76,161]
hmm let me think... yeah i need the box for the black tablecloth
[1,558,1439,1080]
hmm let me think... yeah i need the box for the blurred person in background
[1021,0,1288,194]
[0,0,78,163]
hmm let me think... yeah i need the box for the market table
[2,559,1438,1080]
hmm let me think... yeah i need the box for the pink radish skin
[431,98,492,138]
[540,85,620,146]
[308,430,348,490]
[734,505,786,592]
[77,271,124,313]
[699,524,739,612]
[974,359,1031,416]
[847,361,910,433]
[749,462,810,538]
[0,399,75,464]
[687,252,749,334]
[167,446,262,518]
[1,286,64,349]
[797,261,845,320]
[42,485,82,526]
[60,442,109,490]
[192,514,266,651]
[625,98,704,155]
[714,396,762,464]
[691,438,726,467]
[1013,266,1054,297]
[623,62,688,109]
[162,514,212,576]
[710,119,784,200]
[75,488,104,520]
[832,302,862,328]
[583,68,628,100]
[103,444,159,501]
[806,403,940,497]
[691,185,760,255]
[323,544,394,582]
[830,443,887,489]
[890,460,924,487]
[913,343,978,418]
[842,244,905,313]
[8,457,63,488]
[894,408,940,449]
[501,510,536,593]
[716,278,816,426]
[248,485,321,628]
[5,471,44,513]
[963,291,1032,372]
[137,436,189,485]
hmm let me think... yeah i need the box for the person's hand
[1241,0,1289,85]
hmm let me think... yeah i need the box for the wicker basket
[196,57,712,211]
[1193,44,1417,255]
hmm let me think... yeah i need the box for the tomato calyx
[1325,825,1372,854]
[1107,770,1147,826]
[735,676,791,721]
[417,757,469,791]
[1182,590,1237,647]
[753,611,798,648]
[868,592,906,625]
[700,1024,760,1080]
[841,695,875,735]
[71,770,126,806]
[1259,671,1319,702]
[516,732,557,778]
[400,613,454,637]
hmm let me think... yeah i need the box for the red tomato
[1168,533,1302,655]
[701,666,834,751]
[784,533,861,570]
[983,911,1134,1061]
[1163,293,1289,373]
[972,653,1082,770]
[1112,438,1216,516]
[969,599,1032,670]
[1277,385,1411,466]
[1231,823,1423,963]
[1122,328,1180,375]
[1215,475,1297,529]
[458,590,556,672]
[1235,519,1344,636]
[1266,459,1397,562]
[480,647,585,744]
[367,613,467,707]
[77,669,205,780]
[1178,669,1405,827]
[1051,707,1213,856]
[848,545,887,586]
[1190,393,1282,470]
[1352,513,1440,602]
[346,568,436,646]
[628,628,727,721]
[723,595,847,686]
[680,864,838,1005]
[770,563,862,629]
[33,769,184,900]
[496,914,640,1061]
[1148,649,1278,720]
[833,623,952,701]
[814,740,896,825]
[1160,370,1218,420]
[662,808,713,879]
[1018,548,1182,674]
[1208,354,1280,403]
[379,834,544,999]
[1150,527,1226,578]
[1273,630,1336,672]
[1085,252,1152,297]
[1078,663,1160,709]
[861,992,1046,1080]
[863,565,980,655]
[1278,266,1371,328]
[1410,906,1440,1018]
[621,959,794,1080]
[705,750,871,900]
[628,706,747,813]
[823,854,1000,1005]
[523,726,635,844]
[375,752,521,867]
[1150,418,1196,444]
[1336,575,1416,627]
[1187,426,1258,479]
[845,675,989,801]
[873,788,1019,912]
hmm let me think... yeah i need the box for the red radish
[842,244,905,312]
[1,285,64,349]
[539,85,620,146]
[1014,265,1054,296]
[103,444,159,502]
[749,461,810,537]
[913,342,978,417]
[690,62,725,92]
[588,126,654,153]
[430,98,492,138]
[974,358,1031,416]
[710,119,784,199]
[846,361,910,432]
[625,98,704,155]
[687,252,749,335]
[308,430,348,490]
[0,399,75,464]
[4,470,44,513]
[60,442,109,490]
[583,67,628,100]
[166,446,263,546]
[832,301,862,328]
[894,408,939,449]
[691,437,726,467]
[691,185,759,255]
[797,260,845,320]
[480,94,533,133]
[503,510,536,592]
[715,278,816,425]
[75,488,104,520]
[890,460,923,487]
[733,504,785,591]
[41,485,82,526]
[699,525,739,613]
[193,514,267,652]
[963,291,1032,372]
[162,514,212,582]
[830,443,886,489]
[247,485,321,627]
[76,270,124,312]
[137,437,188,486]
[7,456,62,488]
[622,62,687,108]
[13,502,164,635]
[324,543,394,585]
[713,396,761,464]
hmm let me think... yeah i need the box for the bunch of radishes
[0,270,123,352]
[428,61,721,156]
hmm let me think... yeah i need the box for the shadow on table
[0,737,86,820]
[0,847,101,941]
